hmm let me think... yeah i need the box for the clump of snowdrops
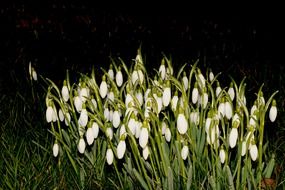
[44,49,278,189]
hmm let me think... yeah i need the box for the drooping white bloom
[106,148,114,165]
[269,100,277,122]
[119,124,126,138]
[139,127,149,148]
[136,91,143,107]
[128,117,137,135]
[52,107,58,122]
[64,112,71,126]
[249,144,258,161]
[219,149,226,164]
[155,94,163,114]
[109,109,113,122]
[29,62,32,77]
[61,85,69,102]
[74,96,82,113]
[205,118,212,134]
[189,112,198,125]
[117,140,126,159]
[104,107,110,121]
[137,69,144,85]
[143,146,149,160]
[112,110,121,128]
[135,121,142,139]
[99,78,108,98]
[144,88,151,102]
[58,109,64,122]
[86,127,95,145]
[209,71,214,82]
[91,98,97,110]
[161,121,167,135]
[225,101,233,119]
[116,69,123,87]
[216,86,222,97]
[53,143,59,157]
[108,91,115,103]
[165,127,171,142]
[108,67,114,80]
[182,75,188,90]
[80,87,88,103]
[229,128,238,148]
[181,145,189,160]
[106,127,113,140]
[125,93,133,108]
[78,138,86,154]
[218,102,225,118]
[92,122,99,139]
[228,87,235,101]
[202,92,208,109]
[250,104,257,116]
[79,108,88,127]
[171,94,178,112]
[159,63,166,80]
[131,70,139,85]
[241,141,247,156]
[198,71,206,89]
[177,113,188,135]
[207,124,219,146]
[191,86,199,104]
[162,86,171,107]
[46,106,54,123]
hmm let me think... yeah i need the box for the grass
[1,53,285,190]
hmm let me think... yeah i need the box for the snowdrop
[106,148,114,165]
[99,75,108,99]
[181,145,189,160]
[61,80,69,102]
[108,64,114,80]
[74,93,82,113]
[117,139,126,159]
[171,91,179,112]
[92,122,99,139]
[269,99,277,122]
[216,82,222,97]
[209,70,214,82]
[53,142,59,157]
[78,138,86,154]
[182,71,188,90]
[143,146,149,160]
[86,127,95,145]
[112,110,121,128]
[228,83,235,101]
[249,143,258,161]
[115,66,123,87]
[192,82,199,104]
[219,148,226,164]
[78,106,88,127]
[159,59,166,80]
[162,81,171,107]
[139,121,149,148]
[46,104,54,123]
[177,108,188,135]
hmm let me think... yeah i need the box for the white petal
[117,140,126,159]
[131,70,139,85]
[162,87,171,107]
[116,71,123,87]
[119,124,126,138]
[165,127,171,142]
[269,106,277,122]
[80,87,88,103]
[32,70,37,81]
[171,96,178,112]
[92,122,99,139]
[58,109,64,122]
[181,145,189,160]
[86,127,95,145]
[191,88,198,104]
[159,64,166,80]
[228,87,235,100]
[64,112,71,126]
[104,107,110,121]
[136,91,143,106]
[138,70,144,84]
[74,96,82,113]
[209,72,214,82]
[205,118,212,134]
[177,113,188,135]
[225,102,233,120]
[46,106,53,123]
[249,144,258,161]
[182,76,188,90]
[241,141,247,156]
[218,103,225,118]
[52,107,58,122]
[143,146,149,160]
[198,73,206,89]
[128,118,136,135]
[139,128,149,148]
[229,128,238,148]
[106,148,114,165]
[99,81,108,98]
[108,69,114,80]
[106,127,113,140]
[202,93,208,109]
[53,143,59,157]
[219,149,226,164]
[78,138,86,154]
[161,121,167,135]
[79,109,88,127]
[216,87,222,97]
[112,111,121,128]
[61,86,69,102]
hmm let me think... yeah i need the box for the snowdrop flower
[99,75,108,98]
[52,107,58,122]
[91,97,97,110]
[144,88,151,102]
[182,71,188,90]
[139,121,149,148]
[181,145,189,160]
[225,101,233,120]
[125,92,133,109]
[79,106,88,127]
[177,108,188,135]
[92,122,99,139]
[197,69,206,89]
[53,142,59,157]
[135,121,142,139]
[117,140,126,159]
[128,114,137,136]
[79,85,88,103]
[161,121,167,135]
[136,89,143,107]
[192,82,199,104]
[165,127,171,142]
[58,109,64,122]
[159,59,166,80]
[249,143,258,161]
[250,103,257,116]
[228,83,235,100]
[258,91,265,108]
[119,124,126,138]
[46,105,54,123]
[143,146,149,160]
[218,101,225,119]
[219,148,226,164]
[131,70,139,85]
[112,110,121,128]
[32,67,37,81]
[108,64,114,80]
[135,51,143,64]
[115,66,123,87]
[106,148,114,165]
[29,62,32,79]
[61,80,69,102]
[154,92,163,114]
[78,138,86,154]
[216,82,222,97]
[209,70,214,82]
[269,99,277,122]
[201,91,208,109]
[241,141,247,156]
[74,93,82,113]
[86,127,95,145]
[106,127,113,140]
[64,112,71,126]
[137,69,144,85]
[108,90,115,103]
[171,91,179,112]
[104,107,110,121]
[162,81,171,107]
[190,111,199,125]
[229,127,238,148]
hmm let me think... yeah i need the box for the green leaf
[133,168,149,190]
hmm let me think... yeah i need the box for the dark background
[0,3,282,101]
